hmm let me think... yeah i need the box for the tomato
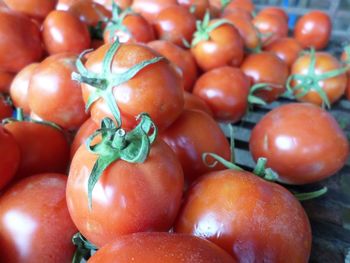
[221,6,252,20]
[10,63,38,114]
[253,13,288,46]
[258,6,288,22]
[209,0,255,14]
[42,10,91,55]
[0,173,77,262]
[154,5,196,48]
[175,170,312,262]
[88,232,235,263]
[289,51,347,107]
[160,109,230,185]
[346,76,350,100]
[241,52,289,103]
[57,0,79,10]
[94,0,133,10]
[3,0,57,20]
[341,47,350,100]
[148,40,198,91]
[0,71,14,93]
[193,66,249,123]
[67,139,184,248]
[183,91,213,116]
[294,11,331,50]
[80,42,184,131]
[264,37,303,68]
[29,53,89,130]
[4,119,70,181]
[131,0,177,24]
[178,0,210,20]
[0,8,43,73]
[250,103,349,184]
[0,94,12,120]
[0,126,20,190]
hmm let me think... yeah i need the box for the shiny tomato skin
[88,232,235,263]
[193,66,249,123]
[82,43,184,131]
[183,91,213,116]
[250,103,349,184]
[294,11,331,50]
[131,0,178,24]
[68,0,111,26]
[4,121,70,181]
[0,95,12,120]
[264,37,303,68]
[177,0,210,19]
[0,126,20,190]
[290,52,347,106]
[0,71,14,93]
[42,10,91,55]
[29,53,89,129]
[191,20,244,71]
[175,170,312,262]
[0,8,43,73]
[241,52,289,103]
[258,6,288,22]
[3,0,57,20]
[93,0,133,10]
[0,173,77,263]
[160,109,230,185]
[67,139,184,248]
[148,40,198,91]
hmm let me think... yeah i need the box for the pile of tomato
[0,0,349,262]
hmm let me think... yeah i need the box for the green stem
[294,187,328,201]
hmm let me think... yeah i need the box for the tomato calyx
[248,83,275,106]
[85,113,157,209]
[72,39,163,126]
[72,232,98,263]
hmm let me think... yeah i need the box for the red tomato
[183,91,213,116]
[0,173,77,262]
[258,6,288,22]
[0,71,14,93]
[10,63,38,114]
[29,53,89,129]
[0,8,43,73]
[4,120,70,181]
[346,75,350,100]
[241,52,289,103]
[193,66,249,123]
[250,103,349,184]
[42,10,91,55]
[56,0,79,10]
[175,170,312,262]
[3,0,57,20]
[68,0,111,26]
[264,37,303,68]
[0,126,20,190]
[294,11,331,50]
[209,0,255,14]
[93,0,133,10]
[160,109,230,185]
[67,139,184,248]
[88,232,235,263]
[0,95,12,120]
[177,0,210,19]
[148,40,198,91]
[154,5,196,48]
[131,0,178,24]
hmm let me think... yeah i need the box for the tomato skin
[131,0,178,24]
[93,0,133,10]
[177,0,210,20]
[0,95,12,120]
[209,0,255,14]
[0,71,14,93]
[294,11,331,50]
[68,0,111,26]
[250,103,349,184]
[148,40,198,91]
[4,121,70,181]
[29,53,89,130]
[290,52,347,106]
[241,52,288,103]
[193,66,249,123]
[67,139,184,248]
[258,6,288,22]
[42,10,91,55]
[0,8,43,73]
[0,126,20,190]
[191,20,244,71]
[88,232,235,263]
[183,91,213,116]
[175,170,311,262]
[0,173,77,263]
[3,0,57,20]
[160,109,230,185]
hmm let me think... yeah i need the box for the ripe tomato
[0,173,77,262]
[0,95,12,120]
[0,71,14,93]
[131,0,177,24]
[56,0,80,10]
[42,10,91,55]
[160,109,230,185]
[0,8,43,73]
[294,11,331,50]
[67,139,184,248]
[175,170,312,262]
[88,232,235,263]
[178,0,210,19]
[4,120,70,181]
[193,66,249,123]
[29,53,89,129]
[241,52,289,103]
[258,6,288,22]
[148,40,198,91]
[0,126,20,190]
[209,0,255,14]
[183,91,213,116]
[10,63,38,114]
[250,103,349,184]
[264,37,303,68]
[94,0,133,10]
[154,5,196,48]
[3,0,57,20]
